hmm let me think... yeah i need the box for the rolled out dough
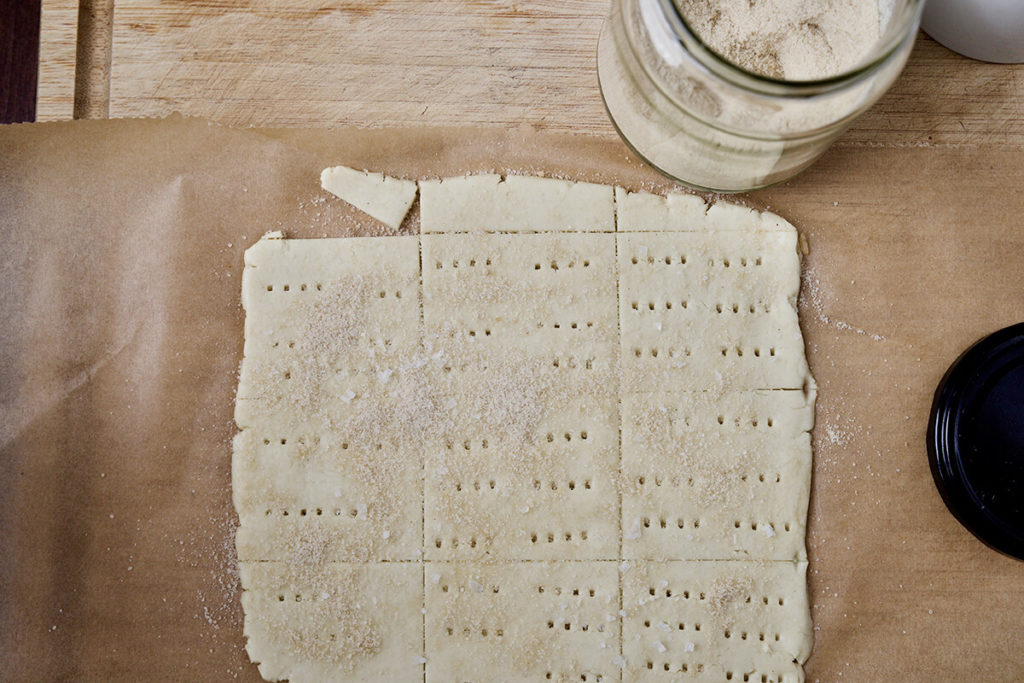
[234,175,815,682]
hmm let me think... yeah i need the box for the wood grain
[107,0,610,131]
[845,37,1024,147]
[39,0,1024,148]
[35,0,77,121]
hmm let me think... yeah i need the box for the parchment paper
[1,115,1023,681]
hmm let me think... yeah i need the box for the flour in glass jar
[677,0,896,80]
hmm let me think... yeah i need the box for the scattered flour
[802,266,886,342]
[678,0,893,79]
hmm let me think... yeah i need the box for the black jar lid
[928,322,1024,561]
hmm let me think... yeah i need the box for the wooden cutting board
[36,0,1024,148]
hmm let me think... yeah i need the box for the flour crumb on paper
[803,266,887,342]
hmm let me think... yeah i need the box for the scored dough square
[241,236,421,357]
[621,560,811,683]
[425,562,620,682]
[621,391,813,561]
[237,236,422,427]
[422,232,618,368]
[424,389,619,561]
[617,231,806,391]
[233,424,422,562]
[240,561,423,683]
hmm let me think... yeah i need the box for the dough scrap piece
[622,560,812,682]
[240,561,423,683]
[419,174,615,233]
[425,562,620,682]
[320,165,417,230]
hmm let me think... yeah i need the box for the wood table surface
[36,0,1024,149]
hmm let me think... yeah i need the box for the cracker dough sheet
[234,176,815,682]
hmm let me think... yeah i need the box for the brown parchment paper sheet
[1,115,1023,681]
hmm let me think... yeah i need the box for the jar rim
[661,0,926,95]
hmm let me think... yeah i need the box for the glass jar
[597,0,925,192]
